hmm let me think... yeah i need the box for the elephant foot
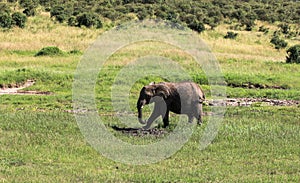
[142,125,151,130]
[197,119,203,125]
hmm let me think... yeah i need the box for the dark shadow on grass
[111,125,167,137]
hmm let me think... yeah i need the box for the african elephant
[137,82,205,129]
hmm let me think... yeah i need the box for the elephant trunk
[137,99,146,124]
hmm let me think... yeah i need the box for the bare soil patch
[0,80,51,95]
[206,98,299,107]
[228,82,289,90]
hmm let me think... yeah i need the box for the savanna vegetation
[0,0,300,182]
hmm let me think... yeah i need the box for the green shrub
[50,5,67,23]
[68,49,82,55]
[286,44,300,64]
[0,12,12,29]
[224,31,238,39]
[67,16,77,26]
[258,26,269,34]
[23,7,36,17]
[35,46,64,56]
[0,3,11,14]
[12,12,27,28]
[76,13,102,28]
[270,35,288,50]
[188,20,205,33]
[278,23,290,34]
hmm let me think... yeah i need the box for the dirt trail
[0,80,51,95]
[1,80,298,106]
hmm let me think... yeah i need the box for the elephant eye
[152,89,155,94]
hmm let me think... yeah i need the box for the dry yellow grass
[0,12,102,51]
[200,22,292,62]
[0,14,296,65]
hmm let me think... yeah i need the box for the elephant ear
[154,84,170,98]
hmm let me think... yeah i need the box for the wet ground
[112,125,167,136]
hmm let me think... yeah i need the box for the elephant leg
[195,103,203,125]
[188,114,194,123]
[197,114,202,125]
[143,103,162,129]
[162,110,169,128]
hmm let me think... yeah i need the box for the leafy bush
[270,35,288,50]
[12,12,27,28]
[0,3,11,14]
[68,49,82,55]
[0,12,12,29]
[187,20,205,33]
[35,46,64,56]
[19,0,38,16]
[67,16,77,26]
[258,26,269,34]
[224,31,238,39]
[23,7,36,16]
[279,24,290,34]
[50,5,67,23]
[286,44,300,64]
[76,13,102,28]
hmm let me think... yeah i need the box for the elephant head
[137,83,170,124]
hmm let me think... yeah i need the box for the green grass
[0,14,300,182]
[0,107,299,182]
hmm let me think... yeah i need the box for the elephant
[137,81,205,129]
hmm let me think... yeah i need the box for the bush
[224,31,238,39]
[188,20,205,33]
[23,7,36,16]
[270,35,288,50]
[12,12,27,28]
[67,16,77,26]
[279,23,290,34]
[0,3,11,14]
[50,5,67,23]
[76,13,102,28]
[35,46,64,56]
[68,49,82,55]
[258,26,269,34]
[286,44,300,64]
[0,12,12,29]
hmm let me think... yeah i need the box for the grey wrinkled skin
[137,82,205,129]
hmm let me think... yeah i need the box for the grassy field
[0,14,300,182]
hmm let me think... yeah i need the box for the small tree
[286,44,300,64]
[12,12,27,28]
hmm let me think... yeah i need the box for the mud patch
[206,98,299,107]
[112,126,167,137]
[228,82,289,89]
